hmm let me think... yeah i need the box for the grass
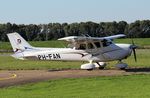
[114,38,150,46]
[0,49,149,70]
[0,38,150,50]
[125,49,150,67]
[0,75,150,98]
[0,55,82,70]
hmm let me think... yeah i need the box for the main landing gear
[95,62,106,70]
[80,60,94,71]
[116,60,128,70]
[80,61,107,71]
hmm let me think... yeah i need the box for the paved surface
[0,68,150,88]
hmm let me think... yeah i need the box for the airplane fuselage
[8,33,136,70]
[13,43,132,62]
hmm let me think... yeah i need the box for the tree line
[0,20,150,42]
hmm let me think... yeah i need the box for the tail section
[7,32,33,53]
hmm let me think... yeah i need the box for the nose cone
[129,44,138,50]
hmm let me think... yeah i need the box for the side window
[87,43,94,49]
[94,42,101,48]
[79,44,86,50]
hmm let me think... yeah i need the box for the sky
[0,0,150,24]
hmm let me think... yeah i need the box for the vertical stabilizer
[7,32,33,52]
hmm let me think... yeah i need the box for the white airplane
[7,32,137,70]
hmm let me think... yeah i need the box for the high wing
[102,34,126,40]
[58,34,126,42]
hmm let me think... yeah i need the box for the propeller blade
[132,48,137,62]
[129,31,137,62]
[131,38,135,45]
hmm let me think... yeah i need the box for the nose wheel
[116,60,128,70]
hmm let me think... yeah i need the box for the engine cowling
[81,63,95,70]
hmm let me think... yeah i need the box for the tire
[120,68,126,70]
[87,69,93,71]
[99,67,105,70]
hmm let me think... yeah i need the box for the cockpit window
[87,43,94,49]
[102,39,112,47]
[94,42,101,48]
[79,44,86,50]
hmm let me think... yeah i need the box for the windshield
[101,39,112,47]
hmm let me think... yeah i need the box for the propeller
[130,42,137,62]
[129,32,138,62]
